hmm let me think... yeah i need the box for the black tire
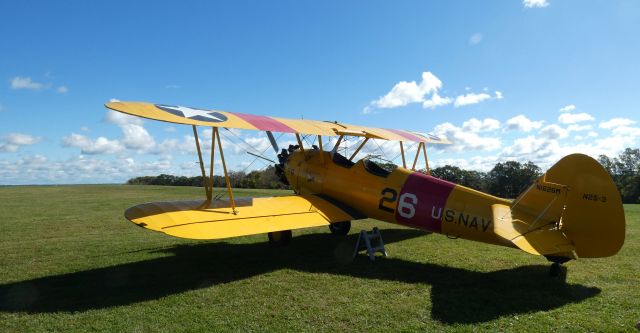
[329,221,351,236]
[268,230,292,246]
[549,262,561,278]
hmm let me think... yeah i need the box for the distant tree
[616,148,640,176]
[486,161,541,198]
[430,165,487,192]
[127,176,156,185]
[126,166,290,190]
[598,155,617,176]
[600,148,640,203]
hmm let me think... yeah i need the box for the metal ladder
[353,227,388,261]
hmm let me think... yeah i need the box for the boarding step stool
[353,227,388,261]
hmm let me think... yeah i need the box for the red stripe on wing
[385,129,426,142]
[233,113,296,133]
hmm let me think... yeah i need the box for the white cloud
[559,104,576,112]
[64,110,157,155]
[599,118,636,130]
[364,71,502,112]
[453,93,491,107]
[610,125,640,137]
[0,154,175,185]
[61,134,124,154]
[469,32,483,46]
[523,0,549,8]
[558,112,595,124]
[104,110,143,126]
[433,122,501,152]
[370,71,443,109]
[57,86,69,94]
[10,76,45,90]
[462,118,501,133]
[80,126,90,132]
[6,133,39,145]
[422,93,452,109]
[506,115,544,132]
[0,133,41,152]
[498,123,640,170]
[164,126,177,133]
[566,124,591,132]
[120,124,156,150]
[501,135,559,161]
[539,124,569,140]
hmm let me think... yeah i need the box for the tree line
[127,148,639,203]
[127,165,289,190]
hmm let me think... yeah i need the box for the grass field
[0,185,638,332]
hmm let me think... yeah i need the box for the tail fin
[493,154,625,258]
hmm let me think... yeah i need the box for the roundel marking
[155,104,228,123]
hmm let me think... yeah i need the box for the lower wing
[125,195,361,240]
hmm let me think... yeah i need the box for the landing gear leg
[268,230,292,246]
[545,256,571,278]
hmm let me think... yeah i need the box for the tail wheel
[549,263,561,278]
[329,221,351,236]
[268,230,292,246]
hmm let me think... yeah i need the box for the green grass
[0,185,638,332]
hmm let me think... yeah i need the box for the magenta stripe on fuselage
[395,172,455,233]
[233,113,296,133]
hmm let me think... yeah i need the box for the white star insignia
[161,105,225,122]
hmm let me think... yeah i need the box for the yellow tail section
[496,154,625,258]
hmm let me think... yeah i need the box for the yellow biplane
[106,101,625,276]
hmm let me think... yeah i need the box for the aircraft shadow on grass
[0,229,600,324]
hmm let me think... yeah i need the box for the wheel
[268,230,292,246]
[329,221,351,236]
[549,262,561,277]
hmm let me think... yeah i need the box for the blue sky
[1,0,639,184]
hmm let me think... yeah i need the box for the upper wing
[125,195,363,240]
[105,101,450,144]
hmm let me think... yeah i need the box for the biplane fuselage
[286,149,511,248]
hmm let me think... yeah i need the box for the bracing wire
[209,130,283,200]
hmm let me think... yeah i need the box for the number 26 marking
[378,188,417,219]
[378,188,397,213]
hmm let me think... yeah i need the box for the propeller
[266,131,279,153]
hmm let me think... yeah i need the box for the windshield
[363,156,397,177]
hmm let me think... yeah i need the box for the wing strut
[349,137,370,161]
[411,142,431,175]
[317,135,324,164]
[399,141,407,168]
[215,127,237,214]
[331,135,344,159]
[295,133,305,152]
[192,125,211,199]
[208,127,216,199]
[423,142,431,175]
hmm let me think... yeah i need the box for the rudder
[509,154,625,258]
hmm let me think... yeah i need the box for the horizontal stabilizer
[125,195,359,240]
[492,204,575,256]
